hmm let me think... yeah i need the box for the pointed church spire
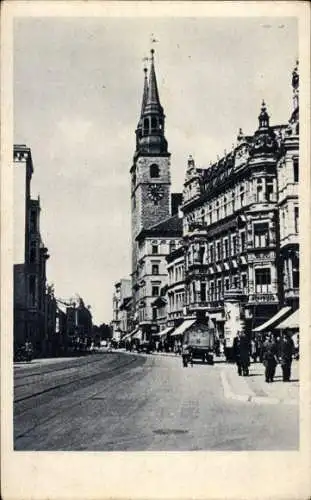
[140,66,149,117]
[135,49,168,155]
[144,49,163,114]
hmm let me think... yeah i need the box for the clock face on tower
[147,183,164,203]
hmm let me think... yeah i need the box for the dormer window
[150,164,159,178]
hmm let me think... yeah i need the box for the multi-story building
[166,243,185,328]
[135,216,182,338]
[112,279,132,340]
[13,145,50,356]
[181,63,300,345]
[277,60,299,311]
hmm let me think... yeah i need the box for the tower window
[143,117,149,136]
[150,164,159,178]
[30,210,37,233]
[151,116,157,132]
[29,240,37,263]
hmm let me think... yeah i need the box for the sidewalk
[221,361,299,405]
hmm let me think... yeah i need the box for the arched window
[150,164,159,178]
[151,116,157,132]
[143,117,149,136]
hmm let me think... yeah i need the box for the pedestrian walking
[181,343,193,368]
[233,332,249,376]
[278,331,294,382]
[262,333,278,383]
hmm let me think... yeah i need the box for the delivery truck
[183,326,215,364]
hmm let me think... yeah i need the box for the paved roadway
[14,351,299,451]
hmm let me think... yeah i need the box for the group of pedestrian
[262,332,295,383]
[233,330,295,383]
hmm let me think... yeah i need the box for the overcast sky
[14,16,297,324]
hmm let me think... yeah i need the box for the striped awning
[275,309,299,330]
[253,306,292,333]
[170,319,196,337]
[153,326,173,338]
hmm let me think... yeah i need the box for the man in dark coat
[233,332,250,376]
[262,333,278,383]
[278,332,294,381]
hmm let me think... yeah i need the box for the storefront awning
[275,309,299,330]
[170,319,196,337]
[122,332,133,341]
[153,326,173,338]
[253,306,292,333]
[132,330,142,340]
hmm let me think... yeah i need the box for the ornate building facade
[181,62,299,352]
[277,61,299,310]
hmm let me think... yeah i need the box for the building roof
[136,213,183,241]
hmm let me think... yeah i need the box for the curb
[220,370,298,406]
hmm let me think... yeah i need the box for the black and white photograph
[1,1,311,499]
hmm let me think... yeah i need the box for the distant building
[112,279,132,340]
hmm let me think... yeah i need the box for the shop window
[254,222,269,247]
[293,158,299,183]
[255,268,271,293]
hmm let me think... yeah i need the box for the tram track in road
[14,353,117,387]
[14,354,141,404]
[14,354,148,442]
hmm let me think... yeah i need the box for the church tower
[131,50,171,297]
